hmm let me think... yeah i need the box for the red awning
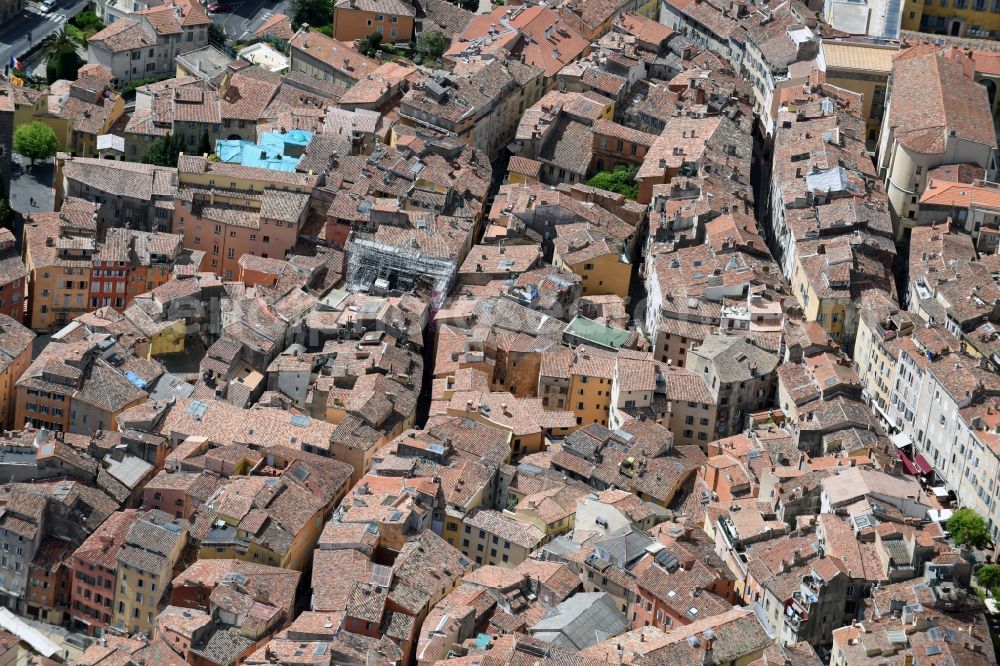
[914,454,933,475]
[898,450,918,475]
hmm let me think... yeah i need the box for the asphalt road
[210,0,288,42]
[0,0,89,73]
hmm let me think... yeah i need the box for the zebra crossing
[25,3,67,21]
[241,10,272,39]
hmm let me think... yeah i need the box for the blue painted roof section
[215,130,314,172]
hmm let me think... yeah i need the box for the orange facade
[333,6,414,43]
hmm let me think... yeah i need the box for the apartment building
[69,510,140,636]
[918,178,1000,253]
[448,5,589,86]
[0,315,35,429]
[289,27,380,88]
[877,47,996,239]
[901,0,1000,38]
[768,83,893,281]
[852,291,916,429]
[644,244,785,374]
[112,511,187,636]
[173,156,316,279]
[332,0,415,43]
[458,510,545,568]
[194,459,353,571]
[908,354,1000,537]
[399,59,546,162]
[686,334,778,438]
[538,346,616,427]
[87,1,212,85]
[46,67,125,158]
[14,337,153,434]
[0,230,27,325]
[142,470,223,520]
[510,90,614,187]
[58,156,178,236]
[22,198,100,331]
[92,229,182,311]
[821,41,894,146]
[739,4,821,136]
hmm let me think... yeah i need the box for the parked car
[40,0,57,13]
[207,2,231,11]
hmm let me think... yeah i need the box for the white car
[40,0,57,12]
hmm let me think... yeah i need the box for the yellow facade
[442,477,488,549]
[35,116,72,155]
[792,258,849,344]
[441,406,544,460]
[177,161,315,195]
[567,371,611,428]
[197,538,287,568]
[900,0,1000,39]
[23,252,91,332]
[852,315,896,424]
[195,507,322,571]
[555,252,632,300]
[113,530,186,636]
[975,70,1000,123]
[503,505,573,539]
[821,41,894,145]
[12,93,48,131]
[25,100,124,158]
[149,320,186,357]
[73,96,124,157]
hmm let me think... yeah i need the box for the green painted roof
[564,315,631,349]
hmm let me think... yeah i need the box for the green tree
[586,164,639,200]
[141,135,185,167]
[45,44,84,83]
[65,24,86,46]
[948,508,992,550]
[208,23,227,46]
[197,131,212,156]
[70,10,106,33]
[41,27,74,60]
[290,0,333,29]
[416,29,448,64]
[360,32,383,57]
[978,564,1000,590]
[42,28,85,82]
[13,122,59,166]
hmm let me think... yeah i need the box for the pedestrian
[29,197,34,207]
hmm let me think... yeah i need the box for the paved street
[210,0,288,42]
[0,0,89,73]
[10,156,55,217]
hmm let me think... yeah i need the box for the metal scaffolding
[345,236,456,309]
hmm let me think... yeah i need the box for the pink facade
[143,484,191,520]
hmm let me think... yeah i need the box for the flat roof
[564,315,631,349]
[216,130,314,172]
[822,41,896,74]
